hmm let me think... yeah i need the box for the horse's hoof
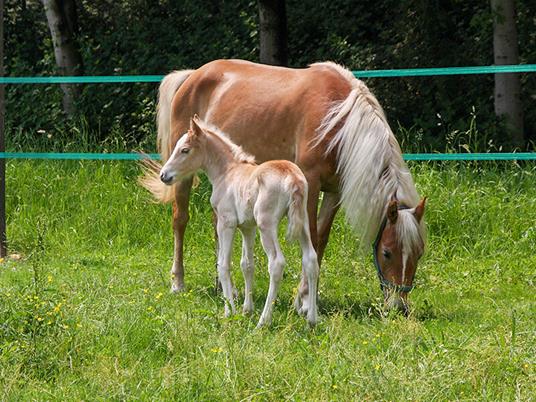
[171,283,185,293]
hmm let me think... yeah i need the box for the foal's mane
[196,119,256,164]
[313,62,425,252]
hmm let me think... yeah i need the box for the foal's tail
[287,179,309,242]
[139,69,194,203]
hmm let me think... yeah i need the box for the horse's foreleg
[239,226,256,315]
[316,192,340,265]
[257,222,285,328]
[171,176,194,293]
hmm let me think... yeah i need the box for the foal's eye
[382,249,391,259]
[181,148,190,154]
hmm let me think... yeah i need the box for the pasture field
[1,160,535,400]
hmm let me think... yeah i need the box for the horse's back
[170,60,353,164]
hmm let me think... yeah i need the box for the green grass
[1,160,535,400]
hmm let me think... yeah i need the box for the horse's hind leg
[257,222,285,328]
[239,226,256,315]
[171,176,194,292]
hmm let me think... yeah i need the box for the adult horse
[141,59,427,314]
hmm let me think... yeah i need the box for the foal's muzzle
[160,171,173,185]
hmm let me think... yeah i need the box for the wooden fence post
[0,0,7,257]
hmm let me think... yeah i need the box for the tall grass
[1,160,535,400]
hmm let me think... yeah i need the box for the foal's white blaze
[160,134,188,180]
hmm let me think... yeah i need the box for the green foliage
[4,0,536,150]
[1,159,535,399]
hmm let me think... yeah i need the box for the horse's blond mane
[313,62,425,253]
[196,119,256,164]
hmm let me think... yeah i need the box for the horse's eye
[181,148,190,154]
[382,249,391,259]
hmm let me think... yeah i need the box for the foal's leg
[216,219,237,317]
[299,226,320,326]
[239,226,256,315]
[213,210,239,298]
[171,176,194,293]
[294,178,320,313]
[257,222,286,328]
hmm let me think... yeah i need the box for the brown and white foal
[158,116,319,327]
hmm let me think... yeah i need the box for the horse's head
[373,197,427,315]
[160,115,205,185]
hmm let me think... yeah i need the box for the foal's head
[374,197,427,315]
[160,116,206,185]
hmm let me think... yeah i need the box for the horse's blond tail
[140,69,194,203]
[286,179,309,242]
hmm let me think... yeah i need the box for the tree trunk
[42,0,83,117]
[491,0,524,147]
[258,0,288,66]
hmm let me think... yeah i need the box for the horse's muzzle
[384,291,410,316]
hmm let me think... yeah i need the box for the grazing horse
[158,116,319,327]
[141,59,426,314]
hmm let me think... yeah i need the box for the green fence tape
[1,152,535,161]
[1,64,535,84]
[353,64,536,78]
[0,75,164,84]
[0,152,160,160]
[403,153,536,161]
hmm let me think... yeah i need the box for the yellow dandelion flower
[524,363,529,369]
[47,275,53,283]
[210,347,223,353]
[362,340,368,345]
[76,323,82,328]
[147,306,154,312]
[332,384,338,389]
[47,321,52,325]
[155,292,163,300]
[36,316,43,322]
[375,364,381,370]
[143,288,149,294]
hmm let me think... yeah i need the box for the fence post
[0,0,6,257]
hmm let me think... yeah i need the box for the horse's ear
[414,197,427,223]
[387,199,398,224]
[189,115,203,139]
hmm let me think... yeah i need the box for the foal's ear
[414,197,427,223]
[387,199,398,224]
[189,115,203,139]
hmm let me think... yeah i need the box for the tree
[258,0,288,66]
[42,0,83,117]
[491,0,524,146]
